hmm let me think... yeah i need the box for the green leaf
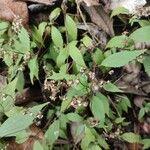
[0,21,9,29]
[33,141,44,150]
[56,48,69,68]
[138,20,150,27]
[59,114,69,130]
[32,22,47,46]
[29,102,49,115]
[92,48,104,65]
[18,27,30,52]
[45,120,60,146]
[96,135,109,149]
[138,108,145,120]
[48,64,76,81]
[0,21,9,35]
[15,130,29,144]
[121,132,140,143]
[60,98,72,113]
[91,128,109,149]
[2,77,18,95]
[142,139,150,149]
[103,82,123,92]
[5,106,23,118]
[111,7,129,17]
[0,96,14,114]
[65,15,77,41]
[130,26,150,43]
[28,56,39,84]
[16,71,25,92]
[81,35,93,47]
[115,117,125,124]
[3,52,13,66]
[67,113,83,122]
[49,8,61,22]
[60,88,80,112]
[101,50,146,68]
[97,92,109,115]
[143,55,150,76]
[68,41,86,67]
[88,144,102,150]
[51,26,63,49]
[0,114,33,138]
[0,102,49,138]
[117,95,131,113]
[106,35,127,49]
[81,126,95,150]
[71,123,85,144]
[90,93,109,124]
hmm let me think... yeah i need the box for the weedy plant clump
[0,1,150,149]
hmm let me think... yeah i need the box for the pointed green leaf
[28,56,39,84]
[18,27,30,52]
[0,114,34,138]
[56,48,69,68]
[67,113,83,122]
[51,26,63,49]
[142,139,150,149]
[49,8,61,22]
[0,103,49,138]
[65,15,77,41]
[101,50,146,67]
[68,41,86,67]
[103,82,123,92]
[33,141,44,150]
[111,7,129,17]
[45,120,60,146]
[106,35,127,49]
[91,94,105,124]
[81,127,95,150]
[143,55,150,76]
[130,26,150,43]
[121,132,140,143]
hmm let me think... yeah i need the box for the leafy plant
[0,2,150,149]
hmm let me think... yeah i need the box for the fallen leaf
[0,0,28,25]
[79,0,99,7]
[142,122,150,134]
[15,86,43,105]
[0,0,56,25]
[81,3,114,36]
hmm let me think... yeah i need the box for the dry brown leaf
[78,0,99,7]
[142,122,150,134]
[0,0,56,25]
[81,3,114,37]
[0,0,28,25]
[0,75,7,91]
[142,83,150,94]
[116,80,147,96]
[15,87,43,105]
[134,96,146,108]
[20,0,56,5]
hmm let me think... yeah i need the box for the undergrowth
[0,5,150,150]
